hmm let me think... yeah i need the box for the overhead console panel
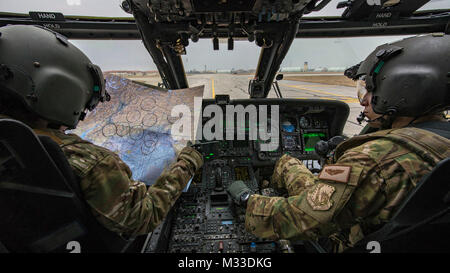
[127,0,327,96]
[191,0,256,12]
[133,0,314,24]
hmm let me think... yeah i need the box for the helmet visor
[356,75,368,104]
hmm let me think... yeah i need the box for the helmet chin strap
[357,111,394,129]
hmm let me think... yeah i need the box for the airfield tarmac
[127,73,365,136]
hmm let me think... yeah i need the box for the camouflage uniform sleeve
[73,146,203,236]
[271,154,317,195]
[245,151,374,241]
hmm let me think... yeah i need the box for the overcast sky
[1,0,448,71]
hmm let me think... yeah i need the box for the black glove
[227,180,252,207]
[315,135,347,158]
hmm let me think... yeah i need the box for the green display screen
[303,132,327,151]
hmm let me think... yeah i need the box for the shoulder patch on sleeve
[318,165,352,184]
[307,183,336,211]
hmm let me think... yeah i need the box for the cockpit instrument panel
[142,98,349,253]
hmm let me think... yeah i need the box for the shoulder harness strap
[33,129,90,148]
[33,128,64,145]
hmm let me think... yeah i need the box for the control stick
[210,167,228,205]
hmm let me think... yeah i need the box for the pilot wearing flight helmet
[0,25,203,236]
[227,33,450,252]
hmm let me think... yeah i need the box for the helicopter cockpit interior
[0,0,449,253]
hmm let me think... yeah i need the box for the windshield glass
[69,35,409,95]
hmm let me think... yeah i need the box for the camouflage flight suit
[31,127,203,237]
[245,126,450,252]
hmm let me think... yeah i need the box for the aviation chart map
[71,74,204,185]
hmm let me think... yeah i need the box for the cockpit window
[419,0,450,11]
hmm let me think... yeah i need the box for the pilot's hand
[186,140,204,155]
[315,135,348,164]
[227,180,252,208]
[177,146,204,172]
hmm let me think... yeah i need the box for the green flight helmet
[346,33,450,117]
[0,25,110,129]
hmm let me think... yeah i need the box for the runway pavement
[186,73,365,137]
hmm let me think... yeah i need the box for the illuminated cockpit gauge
[299,116,310,128]
[281,118,296,132]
